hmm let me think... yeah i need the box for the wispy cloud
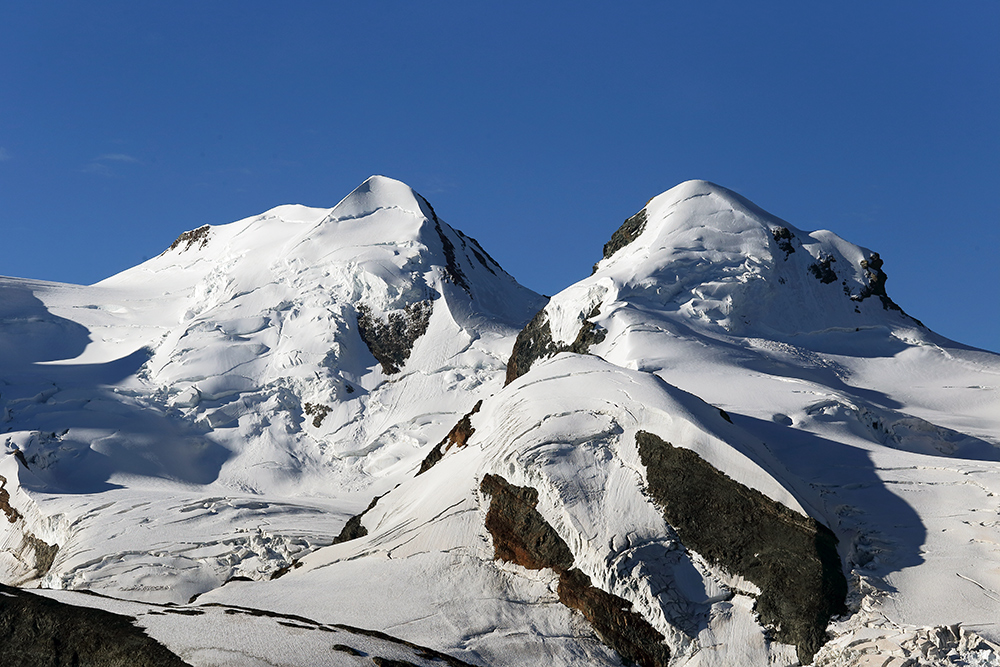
[97,153,140,163]
[0,147,11,162]
[418,175,459,195]
[82,152,143,176]
[81,162,114,176]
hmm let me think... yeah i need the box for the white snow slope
[2,178,999,667]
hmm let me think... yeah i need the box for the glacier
[1,176,998,666]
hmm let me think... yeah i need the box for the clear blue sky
[2,2,998,352]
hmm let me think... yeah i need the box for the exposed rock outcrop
[457,228,500,276]
[332,494,384,545]
[433,220,472,295]
[0,473,22,523]
[417,191,510,289]
[23,534,58,577]
[568,310,609,356]
[302,402,332,428]
[0,584,192,667]
[505,308,606,386]
[557,568,673,667]
[598,208,649,269]
[480,474,574,572]
[772,226,796,258]
[327,620,478,667]
[372,657,419,667]
[356,300,433,374]
[480,474,671,667]
[808,254,839,284]
[417,400,483,476]
[414,192,474,295]
[0,473,58,582]
[505,309,557,386]
[852,252,911,317]
[166,225,210,253]
[636,431,847,663]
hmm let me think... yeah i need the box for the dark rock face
[303,402,331,428]
[0,473,21,523]
[268,561,302,580]
[480,474,575,571]
[414,192,474,295]
[166,225,210,253]
[0,473,59,580]
[636,431,847,663]
[505,309,558,386]
[0,584,192,667]
[332,494,384,545]
[808,254,839,284]
[505,308,606,386]
[772,227,796,258]
[852,252,908,315]
[417,400,483,476]
[415,444,444,477]
[416,191,510,288]
[327,621,478,667]
[557,568,673,667]
[479,474,670,667]
[459,230,499,276]
[356,300,433,374]
[432,220,472,295]
[568,310,608,356]
[769,227,914,324]
[24,534,59,576]
[372,658,419,667]
[597,208,649,270]
[798,245,918,324]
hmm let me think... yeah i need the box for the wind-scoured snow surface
[2,178,999,667]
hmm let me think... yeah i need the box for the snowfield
[1,176,999,666]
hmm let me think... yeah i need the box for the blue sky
[2,2,998,352]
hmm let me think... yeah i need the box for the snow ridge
[1,177,999,667]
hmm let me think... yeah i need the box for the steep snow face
[119,176,543,491]
[205,355,812,666]
[0,175,544,602]
[35,175,542,493]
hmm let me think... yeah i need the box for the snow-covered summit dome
[328,175,435,221]
[507,180,923,385]
[100,174,538,319]
[58,176,546,493]
[581,179,918,338]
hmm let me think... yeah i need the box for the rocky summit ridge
[1,177,999,667]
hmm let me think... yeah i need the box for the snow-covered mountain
[1,178,998,667]
[0,175,544,600]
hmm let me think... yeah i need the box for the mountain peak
[594,180,780,271]
[570,181,920,348]
[330,175,434,221]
